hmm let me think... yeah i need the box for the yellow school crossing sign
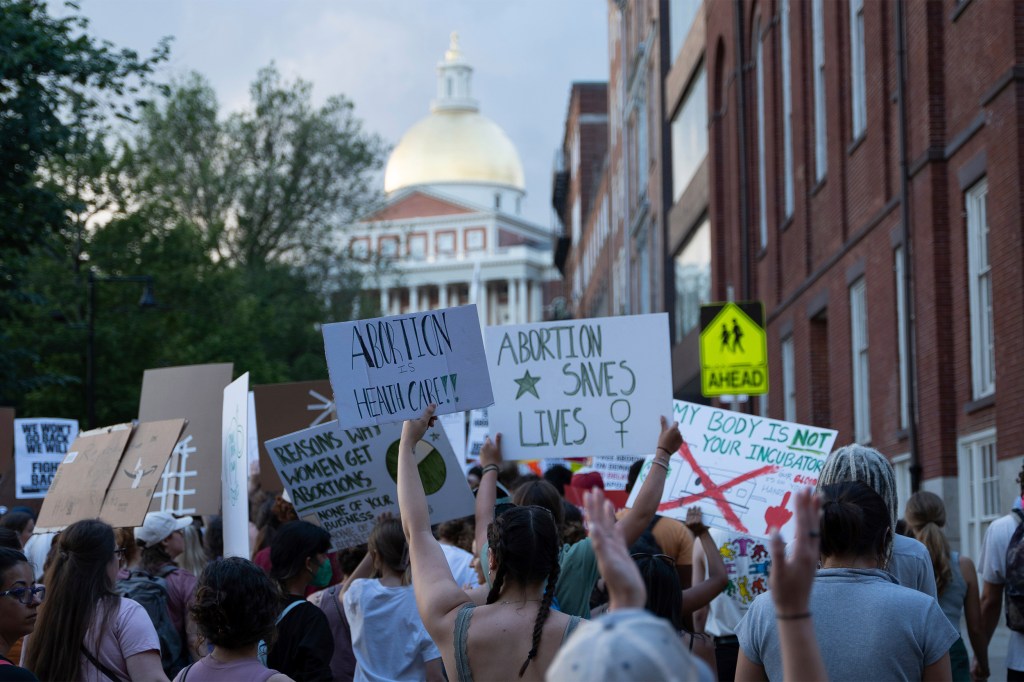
[699,302,768,396]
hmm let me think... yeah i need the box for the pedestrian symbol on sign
[699,302,768,397]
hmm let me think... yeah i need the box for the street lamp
[86,270,157,428]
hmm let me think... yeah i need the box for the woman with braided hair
[397,404,581,681]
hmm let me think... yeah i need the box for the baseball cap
[135,512,192,547]
[546,609,712,681]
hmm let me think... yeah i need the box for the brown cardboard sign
[252,380,335,490]
[99,419,187,528]
[36,425,133,532]
[139,363,233,516]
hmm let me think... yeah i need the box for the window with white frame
[755,17,768,249]
[957,429,998,561]
[849,0,867,138]
[894,247,909,430]
[408,234,427,260]
[781,336,796,422]
[671,65,708,202]
[850,279,871,443]
[892,453,912,517]
[781,0,794,218]
[967,179,995,398]
[812,0,827,181]
[673,218,711,343]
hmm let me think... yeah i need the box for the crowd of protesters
[0,403,1014,680]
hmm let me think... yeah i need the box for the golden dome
[383,110,526,194]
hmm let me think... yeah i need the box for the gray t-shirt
[736,568,958,681]
[890,533,938,598]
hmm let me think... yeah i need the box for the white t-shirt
[979,513,1024,672]
[440,543,479,588]
[344,579,441,682]
[702,529,773,637]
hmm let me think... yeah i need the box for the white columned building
[339,34,560,328]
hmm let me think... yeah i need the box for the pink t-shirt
[164,567,198,635]
[81,597,160,682]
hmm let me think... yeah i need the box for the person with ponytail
[736,482,957,681]
[24,519,165,681]
[398,404,582,681]
[905,491,987,681]
[341,516,443,682]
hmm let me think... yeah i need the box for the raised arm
[768,488,826,682]
[691,539,710,633]
[617,416,682,547]
[680,508,727,613]
[398,404,470,630]
[473,434,502,564]
[583,488,645,611]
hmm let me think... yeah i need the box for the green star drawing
[514,370,542,399]
[429,432,440,442]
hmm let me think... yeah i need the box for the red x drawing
[657,441,778,534]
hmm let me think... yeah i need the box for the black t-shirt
[266,596,334,681]
[0,654,38,681]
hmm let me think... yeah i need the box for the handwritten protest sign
[265,419,474,550]
[139,363,233,516]
[98,419,187,529]
[485,314,673,459]
[323,305,494,427]
[438,412,466,462]
[627,401,838,541]
[14,418,79,499]
[222,374,250,558]
[591,455,644,491]
[466,408,489,461]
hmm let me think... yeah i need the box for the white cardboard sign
[322,305,494,427]
[591,455,645,491]
[265,419,474,550]
[485,314,673,459]
[627,400,838,541]
[221,374,250,559]
[437,412,466,462]
[466,408,489,461]
[14,418,79,499]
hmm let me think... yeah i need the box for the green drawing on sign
[514,370,542,399]
[385,439,447,495]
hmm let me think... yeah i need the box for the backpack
[1005,509,1024,632]
[256,599,305,667]
[115,566,190,677]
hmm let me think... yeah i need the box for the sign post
[222,373,250,559]
[699,302,768,397]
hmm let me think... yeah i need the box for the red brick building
[707,0,1024,555]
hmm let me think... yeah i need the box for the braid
[486,530,507,605]
[486,563,506,605]
[518,540,560,677]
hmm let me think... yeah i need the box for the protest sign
[0,409,33,514]
[590,455,644,491]
[485,314,673,459]
[438,411,466,462]
[252,380,336,490]
[323,305,494,427]
[466,408,489,461]
[265,419,474,550]
[98,419,187,529]
[14,418,79,499]
[247,392,259,476]
[36,425,133,532]
[139,363,234,516]
[626,401,838,541]
[222,374,250,558]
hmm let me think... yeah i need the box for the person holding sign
[474,417,684,618]
[397,404,582,681]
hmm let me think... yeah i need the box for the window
[494,193,502,210]
[894,247,909,429]
[781,336,796,422]
[669,0,701,62]
[673,218,711,343]
[812,0,827,180]
[379,236,398,258]
[637,225,651,314]
[466,229,485,252]
[755,18,768,249]
[849,0,867,138]
[781,0,794,218]
[957,429,998,561]
[967,179,995,398]
[671,65,708,202]
[892,453,912,515]
[436,231,456,255]
[850,279,871,443]
[637,79,649,199]
[408,234,427,260]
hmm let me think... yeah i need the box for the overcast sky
[74,0,610,227]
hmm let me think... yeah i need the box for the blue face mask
[311,557,332,587]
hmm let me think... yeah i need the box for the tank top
[938,551,968,631]
[175,655,278,682]
[453,602,582,682]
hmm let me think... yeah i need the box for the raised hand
[656,416,682,458]
[768,487,821,617]
[401,403,437,446]
[480,433,503,468]
[684,506,710,537]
